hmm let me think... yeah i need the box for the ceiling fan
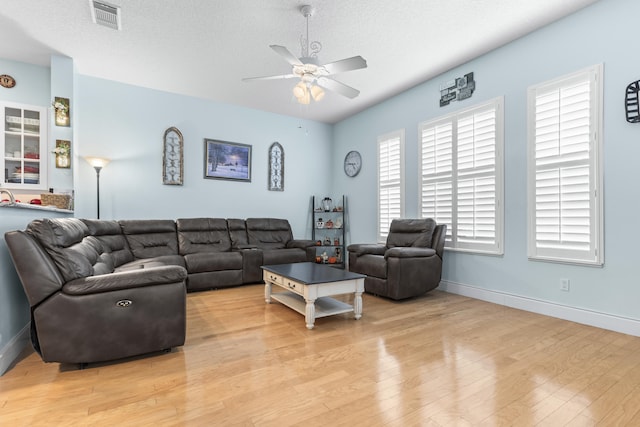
[242,4,367,104]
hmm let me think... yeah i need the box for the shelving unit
[1,102,48,190]
[311,195,346,268]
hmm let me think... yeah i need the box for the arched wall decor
[163,127,184,185]
[625,80,640,123]
[268,141,284,191]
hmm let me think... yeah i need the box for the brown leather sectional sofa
[4,217,315,365]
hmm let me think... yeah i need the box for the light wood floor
[1,285,640,426]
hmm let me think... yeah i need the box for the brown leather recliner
[347,218,446,300]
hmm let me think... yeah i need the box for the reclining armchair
[347,218,446,300]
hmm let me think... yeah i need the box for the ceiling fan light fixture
[298,90,311,105]
[293,82,307,99]
[310,85,325,101]
[242,4,367,104]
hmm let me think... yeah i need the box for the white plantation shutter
[420,121,453,241]
[419,98,503,254]
[378,130,404,242]
[457,107,498,249]
[527,65,603,265]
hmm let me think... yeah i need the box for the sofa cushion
[246,218,293,250]
[177,218,232,254]
[227,218,249,248]
[183,251,243,274]
[262,248,308,265]
[81,219,134,267]
[115,255,185,272]
[27,218,114,282]
[119,220,179,259]
[350,254,387,279]
[386,218,436,248]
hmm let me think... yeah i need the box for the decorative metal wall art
[268,142,284,191]
[162,127,184,185]
[440,72,475,107]
[625,79,640,123]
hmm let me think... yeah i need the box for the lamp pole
[94,166,102,219]
[84,157,110,219]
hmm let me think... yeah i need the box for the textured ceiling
[0,0,600,123]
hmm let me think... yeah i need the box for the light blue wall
[73,76,333,237]
[48,55,74,191]
[0,58,63,374]
[334,0,640,320]
[0,58,49,105]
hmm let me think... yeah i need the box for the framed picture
[163,127,184,185]
[204,139,252,182]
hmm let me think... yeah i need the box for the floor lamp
[84,157,110,219]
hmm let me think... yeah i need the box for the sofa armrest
[385,247,436,259]
[287,239,316,249]
[347,243,387,256]
[62,265,187,296]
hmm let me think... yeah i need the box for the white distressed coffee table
[262,262,365,329]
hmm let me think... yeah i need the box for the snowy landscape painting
[204,139,252,182]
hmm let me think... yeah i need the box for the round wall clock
[0,74,16,89]
[344,150,362,177]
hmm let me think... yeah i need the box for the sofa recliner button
[116,299,133,307]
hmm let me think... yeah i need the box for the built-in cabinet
[1,102,48,190]
[311,195,346,268]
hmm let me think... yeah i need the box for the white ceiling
[0,0,600,124]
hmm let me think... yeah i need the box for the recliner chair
[347,218,446,300]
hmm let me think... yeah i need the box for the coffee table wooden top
[261,262,365,285]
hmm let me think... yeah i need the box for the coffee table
[261,262,366,329]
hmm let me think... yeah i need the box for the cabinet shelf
[2,103,47,190]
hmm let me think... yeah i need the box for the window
[419,97,504,254]
[527,65,603,265]
[377,130,404,242]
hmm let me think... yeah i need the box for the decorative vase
[56,154,70,168]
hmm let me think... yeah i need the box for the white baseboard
[439,280,640,337]
[0,323,30,376]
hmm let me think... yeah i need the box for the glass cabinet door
[2,103,48,189]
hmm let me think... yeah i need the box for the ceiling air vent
[90,0,121,30]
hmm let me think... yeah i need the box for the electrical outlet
[560,278,570,292]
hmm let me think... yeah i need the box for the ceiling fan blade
[242,74,297,82]
[317,77,360,99]
[322,56,367,74]
[270,45,303,66]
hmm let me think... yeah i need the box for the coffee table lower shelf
[271,291,354,318]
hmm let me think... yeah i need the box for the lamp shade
[310,85,325,101]
[84,156,111,168]
[293,82,307,99]
[298,90,311,105]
